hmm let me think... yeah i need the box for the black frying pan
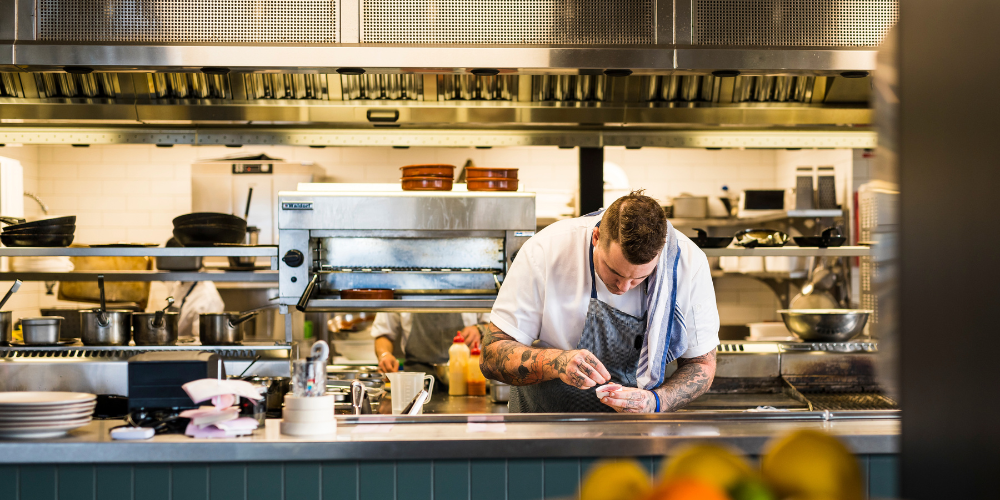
[173,224,246,247]
[3,224,76,235]
[173,212,247,228]
[794,227,847,248]
[0,233,74,247]
[2,216,76,230]
[690,228,733,249]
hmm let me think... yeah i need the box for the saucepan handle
[296,274,320,312]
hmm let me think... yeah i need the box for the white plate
[0,419,91,439]
[0,402,95,414]
[0,417,91,429]
[0,392,96,407]
[0,410,94,423]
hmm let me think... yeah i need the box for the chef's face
[591,227,659,295]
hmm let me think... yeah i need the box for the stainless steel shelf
[0,344,290,355]
[0,270,278,282]
[671,210,844,228]
[0,247,277,257]
[703,246,870,257]
[304,298,495,312]
[711,270,808,279]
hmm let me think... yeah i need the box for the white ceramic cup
[386,372,435,415]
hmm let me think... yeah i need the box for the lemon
[761,430,863,500]
[660,444,754,491]
[580,459,652,500]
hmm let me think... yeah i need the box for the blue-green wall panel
[358,462,394,500]
[507,459,543,500]
[285,463,320,500]
[396,461,432,500]
[57,465,93,500]
[19,465,56,500]
[543,459,579,499]
[469,460,505,500]
[172,464,208,500]
[321,463,356,500]
[246,465,282,500]
[208,465,244,500]
[869,454,899,499]
[95,466,131,500]
[133,465,170,500]
[432,460,468,500]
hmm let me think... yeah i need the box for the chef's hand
[557,349,611,389]
[459,325,481,347]
[599,386,656,413]
[377,352,400,373]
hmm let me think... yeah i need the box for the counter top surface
[0,410,898,464]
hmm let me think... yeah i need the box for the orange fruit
[646,478,730,500]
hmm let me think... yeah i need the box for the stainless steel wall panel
[37,0,337,43]
[361,0,654,44]
[693,0,898,47]
[0,0,15,42]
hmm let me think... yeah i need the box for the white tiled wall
[0,143,854,327]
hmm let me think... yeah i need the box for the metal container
[41,308,82,339]
[777,309,873,342]
[0,311,11,344]
[433,363,450,387]
[21,317,62,345]
[199,312,255,346]
[132,312,179,346]
[328,365,382,381]
[672,195,709,218]
[227,227,260,269]
[80,310,133,346]
[489,380,510,403]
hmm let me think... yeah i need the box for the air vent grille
[361,0,654,44]
[38,0,337,43]
[694,0,898,47]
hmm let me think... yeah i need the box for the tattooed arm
[600,350,717,413]
[479,322,611,389]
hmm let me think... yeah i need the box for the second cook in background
[372,312,490,374]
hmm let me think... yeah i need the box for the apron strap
[589,221,600,300]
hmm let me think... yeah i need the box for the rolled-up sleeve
[680,251,721,358]
[370,313,402,342]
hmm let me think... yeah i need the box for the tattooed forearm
[652,350,716,412]
[480,322,607,387]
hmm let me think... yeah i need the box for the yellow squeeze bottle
[448,333,470,396]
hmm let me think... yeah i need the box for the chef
[482,190,720,413]
[167,280,225,340]
[372,313,489,374]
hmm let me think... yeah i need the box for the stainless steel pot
[199,312,256,346]
[489,380,510,403]
[41,308,82,340]
[80,309,133,346]
[777,309,873,342]
[21,317,62,345]
[132,312,179,346]
[0,311,11,345]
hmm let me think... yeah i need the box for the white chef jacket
[370,313,490,354]
[490,216,719,359]
[168,281,225,339]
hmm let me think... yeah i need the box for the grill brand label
[281,201,313,210]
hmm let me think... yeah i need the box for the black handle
[693,227,708,239]
[228,312,257,328]
[97,275,109,326]
[296,274,320,312]
[821,227,842,238]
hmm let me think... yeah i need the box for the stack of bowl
[0,216,76,247]
[172,213,247,247]
[466,167,519,191]
[400,164,455,191]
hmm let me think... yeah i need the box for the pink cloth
[184,421,255,439]
[179,406,240,426]
[182,379,263,404]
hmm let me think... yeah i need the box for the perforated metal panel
[362,0,654,44]
[694,0,898,47]
[38,0,337,43]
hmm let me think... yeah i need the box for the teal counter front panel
[2,455,898,500]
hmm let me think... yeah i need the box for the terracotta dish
[340,289,394,300]
[401,176,453,191]
[465,167,519,179]
[467,177,519,191]
[400,164,456,178]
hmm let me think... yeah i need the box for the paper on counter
[183,378,263,405]
[179,406,240,426]
[184,421,255,439]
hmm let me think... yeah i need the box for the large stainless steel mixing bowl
[777,309,873,342]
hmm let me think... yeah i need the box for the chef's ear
[592,226,601,247]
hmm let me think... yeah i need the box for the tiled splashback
[0,144,853,326]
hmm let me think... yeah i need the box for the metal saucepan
[199,311,257,346]
[776,309,874,342]
[0,280,20,345]
[132,297,177,346]
[40,308,82,340]
[81,275,132,346]
[21,317,62,345]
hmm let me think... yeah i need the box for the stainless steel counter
[0,413,898,464]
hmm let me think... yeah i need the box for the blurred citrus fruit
[660,444,753,490]
[646,477,730,500]
[580,459,652,500]
[729,478,776,500]
[761,430,863,500]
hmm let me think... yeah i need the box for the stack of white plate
[0,392,96,439]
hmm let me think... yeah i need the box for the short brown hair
[599,189,667,264]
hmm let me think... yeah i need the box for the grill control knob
[282,250,304,268]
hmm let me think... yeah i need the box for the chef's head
[592,190,666,295]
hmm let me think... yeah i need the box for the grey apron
[404,313,468,375]
[509,226,647,413]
